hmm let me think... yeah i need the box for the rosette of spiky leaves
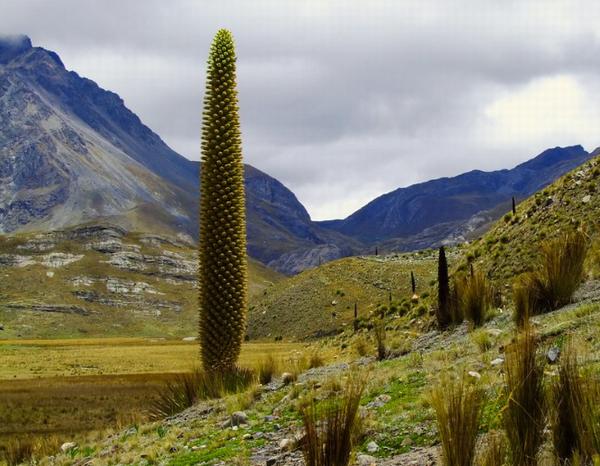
[199,29,248,372]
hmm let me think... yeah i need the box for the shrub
[430,372,484,466]
[150,367,255,419]
[471,329,492,353]
[551,340,600,464]
[257,355,279,385]
[300,378,365,466]
[502,327,545,466]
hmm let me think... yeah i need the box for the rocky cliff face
[0,36,358,273]
[0,224,282,338]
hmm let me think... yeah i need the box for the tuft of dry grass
[374,323,387,361]
[476,431,507,466]
[300,377,365,466]
[150,367,255,419]
[0,435,61,466]
[257,355,280,385]
[502,326,546,466]
[308,352,325,369]
[513,231,587,324]
[460,269,493,327]
[512,275,537,328]
[551,339,600,464]
[429,372,484,466]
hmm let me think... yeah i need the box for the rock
[367,393,392,409]
[468,371,481,379]
[182,336,197,342]
[402,437,414,447]
[60,442,78,453]
[279,438,294,451]
[490,358,504,366]
[242,433,253,440]
[281,372,295,385]
[0,324,4,331]
[46,271,54,278]
[366,441,379,453]
[487,328,502,336]
[582,195,592,204]
[357,454,378,466]
[547,346,561,364]
[266,458,278,466]
[230,411,248,426]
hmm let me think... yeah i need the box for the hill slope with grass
[247,250,448,340]
[0,224,283,339]
[459,149,600,284]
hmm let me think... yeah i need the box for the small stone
[582,195,591,204]
[60,442,77,453]
[547,347,561,364]
[46,270,54,278]
[231,411,248,426]
[279,438,294,451]
[402,437,414,447]
[254,431,264,439]
[182,336,197,341]
[242,433,253,440]
[366,441,379,453]
[0,324,4,331]
[491,358,504,366]
[487,328,502,336]
[357,454,378,466]
[468,371,481,379]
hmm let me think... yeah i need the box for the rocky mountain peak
[0,35,32,64]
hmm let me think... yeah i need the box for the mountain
[0,35,357,273]
[460,148,600,284]
[319,145,594,249]
[0,224,283,338]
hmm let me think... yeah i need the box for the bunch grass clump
[476,431,507,466]
[300,377,365,466]
[257,355,279,385]
[150,367,255,419]
[502,326,546,466]
[459,269,493,327]
[551,339,600,464]
[374,323,387,361]
[429,372,484,466]
[513,231,587,324]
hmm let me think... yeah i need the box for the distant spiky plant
[199,29,248,371]
[411,271,416,294]
[437,246,451,329]
[512,196,517,215]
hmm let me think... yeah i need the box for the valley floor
[3,283,598,466]
[0,339,302,461]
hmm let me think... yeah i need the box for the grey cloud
[2,0,600,219]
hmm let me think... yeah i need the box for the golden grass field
[0,339,303,455]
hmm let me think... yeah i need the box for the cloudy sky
[3,1,600,220]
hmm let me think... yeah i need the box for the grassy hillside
[459,153,600,284]
[248,250,444,339]
[0,225,283,339]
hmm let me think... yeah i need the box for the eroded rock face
[0,224,193,321]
